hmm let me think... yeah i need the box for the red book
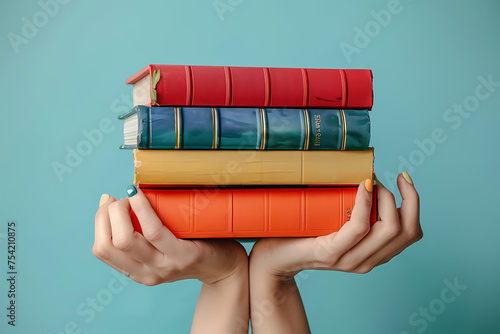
[127,65,373,110]
[131,186,377,238]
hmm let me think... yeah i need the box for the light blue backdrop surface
[1,0,499,333]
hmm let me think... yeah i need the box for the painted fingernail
[364,179,373,192]
[402,171,413,185]
[99,194,110,207]
[126,185,137,198]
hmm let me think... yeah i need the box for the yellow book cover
[133,148,374,185]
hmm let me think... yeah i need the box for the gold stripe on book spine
[148,107,153,148]
[340,109,347,150]
[175,107,180,149]
[212,108,218,149]
[303,109,310,150]
[260,108,267,150]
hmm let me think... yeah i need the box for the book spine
[128,106,370,150]
[130,186,377,238]
[132,148,374,185]
[137,105,150,149]
[128,65,373,109]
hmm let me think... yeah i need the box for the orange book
[131,185,377,238]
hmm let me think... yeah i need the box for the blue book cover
[119,106,370,150]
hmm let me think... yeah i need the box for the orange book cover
[131,186,377,238]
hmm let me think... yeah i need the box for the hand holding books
[248,174,422,332]
[93,187,250,333]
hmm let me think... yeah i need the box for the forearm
[249,261,310,334]
[191,261,249,334]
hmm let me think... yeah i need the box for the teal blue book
[119,106,370,150]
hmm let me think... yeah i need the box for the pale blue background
[1,0,499,333]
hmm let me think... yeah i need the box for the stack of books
[120,65,377,238]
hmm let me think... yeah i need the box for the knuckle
[141,276,161,287]
[337,261,358,273]
[354,265,373,274]
[415,229,424,242]
[352,222,370,238]
[384,222,402,240]
[92,243,110,260]
[142,226,163,243]
[112,235,133,252]
[404,225,421,242]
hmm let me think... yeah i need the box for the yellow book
[133,148,374,185]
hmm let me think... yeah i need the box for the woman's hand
[249,172,422,333]
[92,185,249,334]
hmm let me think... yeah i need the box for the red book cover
[131,186,377,238]
[127,65,373,110]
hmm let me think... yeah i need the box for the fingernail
[126,185,137,198]
[402,171,413,185]
[99,194,110,207]
[364,179,373,192]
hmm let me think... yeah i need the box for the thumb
[312,179,374,265]
[349,179,374,224]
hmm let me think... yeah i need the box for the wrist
[249,238,315,281]
[249,245,310,334]
[191,246,249,334]
[209,252,248,287]
[194,239,249,286]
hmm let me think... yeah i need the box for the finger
[397,172,421,241]
[376,227,423,267]
[108,198,164,266]
[358,224,422,272]
[334,218,402,272]
[313,180,373,266]
[93,195,152,278]
[126,185,181,256]
[94,194,116,248]
[374,179,399,224]
[352,173,422,272]
[333,182,401,271]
